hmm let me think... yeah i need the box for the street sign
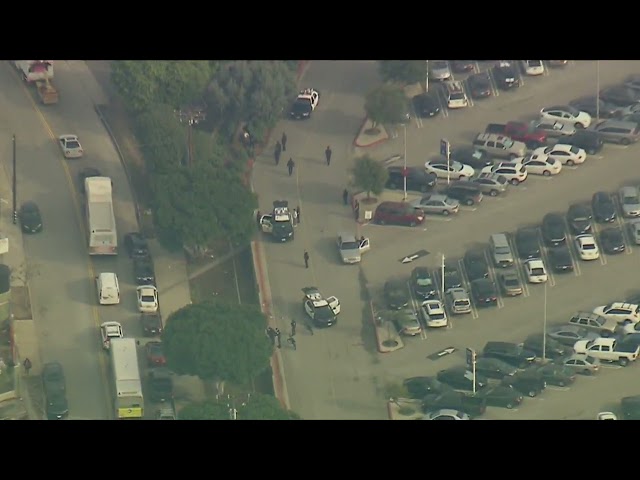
[466,348,476,366]
[440,138,450,159]
[427,346,457,360]
[400,249,429,264]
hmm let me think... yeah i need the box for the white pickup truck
[573,338,639,366]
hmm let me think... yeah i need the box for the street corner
[388,398,423,420]
[354,117,389,148]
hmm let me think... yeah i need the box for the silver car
[630,220,640,245]
[336,233,370,264]
[429,61,451,81]
[558,353,600,375]
[411,194,460,216]
[619,186,640,217]
[468,173,509,196]
[546,324,600,346]
[534,119,576,138]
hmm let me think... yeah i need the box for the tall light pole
[441,254,445,294]
[425,60,429,93]
[542,282,547,363]
[403,124,407,201]
[596,60,600,122]
[12,135,17,225]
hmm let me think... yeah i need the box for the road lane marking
[13,66,113,419]
[458,258,479,319]
[484,249,504,309]
[613,198,634,255]
[563,219,581,277]
[592,222,608,265]
[487,68,500,97]
[407,281,427,340]
[537,230,555,287]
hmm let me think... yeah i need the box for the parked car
[482,341,536,368]
[463,250,489,282]
[522,60,544,76]
[540,105,592,129]
[476,385,523,409]
[631,220,640,245]
[425,160,475,181]
[442,182,484,206]
[437,366,489,391]
[412,93,441,118]
[422,391,486,417]
[420,299,448,328]
[590,119,640,145]
[501,371,547,397]
[443,260,462,290]
[524,258,548,283]
[592,192,616,223]
[384,278,410,310]
[619,186,640,217]
[513,155,562,176]
[533,119,576,139]
[451,60,476,73]
[548,247,574,273]
[19,201,43,234]
[530,364,576,387]
[546,325,600,346]
[145,341,167,367]
[140,312,163,337]
[568,311,617,336]
[567,204,593,235]
[403,376,453,398]
[541,213,567,246]
[373,202,425,227]
[391,308,422,337]
[558,353,600,375]
[475,356,518,379]
[470,278,498,307]
[467,173,508,196]
[599,85,640,107]
[449,148,494,170]
[467,72,493,99]
[532,144,586,166]
[498,270,523,296]
[600,227,626,254]
[481,162,528,185]
[386,166,437,193]
[429,61,451,81]
[523,333,574,360]
[124,232,150,259]
[411,267,437,300]
[569,96,619,119]
[492,61,520,90]
[422,409,470,420]
[562,130,604,155]
[411,194,460,216]
[515,227,541,259]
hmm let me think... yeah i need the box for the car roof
[339,233,357,242]
[527,259,544,267]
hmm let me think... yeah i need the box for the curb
[369,301,385,354]
[353,117,389,148]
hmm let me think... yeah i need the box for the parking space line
[543,63,550,77]
[537,229,555,287]
[507,236,530,298]
[473,61,480,74]
[412,104,423,129]
[564,220,581,276]
[613,198,634,255]
[463,79,474,108]
[458,258,479,319]
[486,68,499,97]
[592,223,608,265]
[484,249,504,309]
[407,281,428,340]
[434,86,449,118]
[514,60,525,87]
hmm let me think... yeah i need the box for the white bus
[109,338,144,419]
[14,60,54,83]
[85,177,117,255]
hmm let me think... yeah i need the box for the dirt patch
[10,286,31,320]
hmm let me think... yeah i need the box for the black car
[592,191,616,223]
[443,183,483,206]
[502,371,546,397]
[451,60,476,73]
[475,356,518,379]
[600,227,626,254]
[541,213,567,246]
[412,93,441,118]
[384,278,410,310]
[403,377,452,398]
[569,96,619,119]
[386,166,436,193]
[470,278,498,307]
[148,367,173,402]
[476,385,523,409]
[523,333,573,360]
[530,364,576,387]
[467,72,493,99]
[403,376,453,398]
[19,201,43,234]
[124,232,150,259]
[567,204,593,234]
[42,362,68,420]
[562,130,604,155]
[411,267,437,300]
[621,395,640,420]
[463,250,489,281]
[450,148,494,170]
[436,366,489,392]
[423,391,486,417]
[515,227,541,259]
[493,62,520,90]
[482,341,537,369]
[134,257,156,286]
[599,86,640,107]
[141,312,163,337]
[443,260,462,290]
[548,247,573,273]
[78,167,102,193]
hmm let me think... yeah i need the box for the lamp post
[425,60,429,93]
[441,253,445,294]
[12,135,16,225]
[542,282,547,363]
[596,60,600,122]
[403,124,407,201]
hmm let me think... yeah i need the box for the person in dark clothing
[281,132,287,151]
[325,146,332,166]
[274,142,282,165]
[287,158,295,176]
[265,327,276,345]
[288,336,297,350]
[23,358,32,375]
[290,319,297,336]
[274,328,281,348]
[256,210,262,227]
[343,189,349,205]
[354,203,360,222]
[295,206,301,224]
[304,251,310,268]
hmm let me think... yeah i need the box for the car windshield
[585,356,597,364]
[582,243,596,250]
[503,138,514,148]
[573,216,588,222]
[66,141,80,149]
[531,268,545,275]
[417,277,432,286]
[624,195,640,205]
[341,241,359,250]
[566,106,580,115]
[569,146,581,155]
[430,313,445,320]
[504,278,519,286]
[451,92,465,100]
[315,305,334,320]
[141,294,155,302]
[495,246,511,254]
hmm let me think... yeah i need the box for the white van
[96,272,120,305]
[445,80,468,109]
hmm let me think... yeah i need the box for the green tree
[157,61,214,108]
[134,103,186,174]
[162,301,272,384]
[351,155,388,200]
[364,84,408,128]
[111,61,168,114]
[179,399,231,420]
[179,393,301,420]
[378,60,426,85]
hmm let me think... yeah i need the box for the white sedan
[512,155,562,176]
[424,160,474,180]
[532,144,586,166]
[575,234,600,260]
[524,259,548,283]
[522,60,545,76]
[58,134,84,158]
[540,105,592,129]
[420,300,448,328]
[137,285,159,313]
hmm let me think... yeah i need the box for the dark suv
[124,232,150,259]
[422,391,486,418]
[501,371,546,397]
[133,257,156,286]
[442,183,483,206]
[482,341,537,368]
[42,362,69,420]
[374,202,425,227]
[386,167,436,193]
[141,312,163,337]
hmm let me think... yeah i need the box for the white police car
[302,286,340,327]
[290,88,320,119]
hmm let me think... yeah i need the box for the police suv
[302,287,341,327]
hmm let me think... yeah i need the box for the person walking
[325,145,332,166]
[354,201,360,222]
[290,319,297,336]
[288,336,297,351]
[23,358,32,375]
[281,132,287,152]
[287,158,295,176]
[292,208,298,225]
[274,141,282,165]
[274,328,281,349]
[256,210,262,227]
[265,327,276,346]
[342,188,349,206]
[295,206,301,224]
[303,250,310,269]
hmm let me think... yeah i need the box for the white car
[137,285,159,313]
[423,409,470,420]
[512,155,562,176]
[424,160,474,180]
[622,322,640,335]
[532,144,586,166]
[481,162,528,185]
[524,258,548,283]
[58,134,84,158]
[592,302,640,325]
[522,60,545,76]
[429,61,452,81]
[540,105,592,129]
[420,300,448,328]
[100,321,123,350]
[575,234,600,260]
[597,412,618,420]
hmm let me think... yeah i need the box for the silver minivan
[591,120,640,145]
[490,233,514,267]
[619,186,640,217]
[446,287,472,314]
[472,133,527,160]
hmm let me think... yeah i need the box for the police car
[302,287,340,327]
[290,88,320,119]
[260,200,294,242]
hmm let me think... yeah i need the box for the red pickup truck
[485,122,547,149]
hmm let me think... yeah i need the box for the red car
[145,341,167,367]
[504,122,547,149]
[373,201,425,227]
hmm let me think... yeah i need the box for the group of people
[266,318,302,351]
[273,132,333,176]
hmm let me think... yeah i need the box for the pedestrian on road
[343,188,349,206]
[287,158,295,176]
[274,142,282,165]
[292,208,298,225]
[256,210,262,227]
[288,336,297,350]
[304,250,310,269]
[291,319,297,336]
[295,206,301,224]
[274,328,281,348]
[325,145,332,166]
[265,327,276,345]
[281,132,287,152]
[354,202,360,222]
[23,358,32,375]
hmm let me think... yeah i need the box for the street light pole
[441,254,445,294]
[12,135,17,225]
[542,282,547,363]
[446,147,451,186]
[425,60,429,93]
[403,124,407,201]
[596,60,600,122]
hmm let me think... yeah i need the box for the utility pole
[596,61,600,122]
[12,135,17,225]
[174,104,206,168]
[403,124,407,201]
[425,60,429,93]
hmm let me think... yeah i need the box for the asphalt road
[0,61,141,419]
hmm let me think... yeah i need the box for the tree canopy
[351,155,388,199]
[364,84,408,128]
[162,300,272,384]
[378,61,426,85]
[179,393,301,420]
